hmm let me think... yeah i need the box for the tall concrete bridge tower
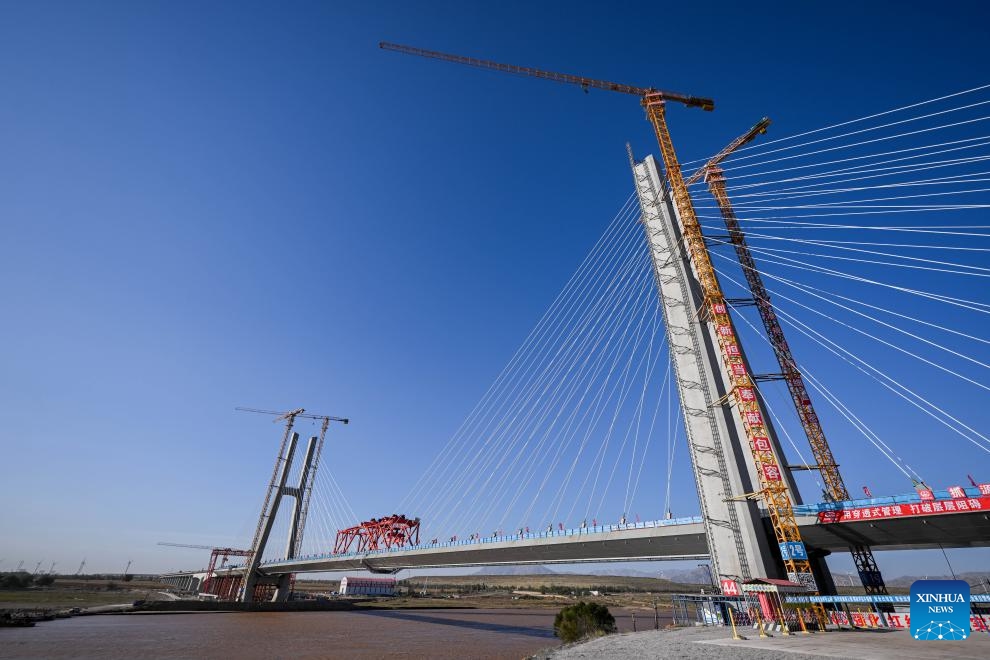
[631,154,834,591]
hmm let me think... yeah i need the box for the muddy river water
[0,607,660,659]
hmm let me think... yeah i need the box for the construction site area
[3,3,989,659]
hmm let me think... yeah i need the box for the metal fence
[671,593,821,632]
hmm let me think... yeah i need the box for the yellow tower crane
[683,118,771,187]
[381,42,828,610]
[686,121,890,598]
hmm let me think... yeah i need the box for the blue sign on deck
[778,541,807,561]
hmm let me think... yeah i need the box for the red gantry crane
[380,42,827,613]
[158,542,252,599]
[333,514,421,554]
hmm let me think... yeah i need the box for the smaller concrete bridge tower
[237,407,348,602]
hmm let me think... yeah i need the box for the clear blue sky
[1,1,988,577]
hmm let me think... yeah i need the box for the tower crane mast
[691,123,890,597]
[683,118,770,187]
[381,42,826,609]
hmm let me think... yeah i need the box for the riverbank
[532,625,990,660]
[0,577,169,611]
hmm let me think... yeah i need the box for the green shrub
[554,601,617,643]
[0,573,33,589]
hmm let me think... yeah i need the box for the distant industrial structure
[339,576,396,597]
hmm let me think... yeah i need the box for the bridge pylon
[630,152,835,592]
[240,429,319,602]
[234,408,347,602]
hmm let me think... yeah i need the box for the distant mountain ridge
[472,565,558,576]
[472,566,990,589]
[883,571,989,589]
[473,565,711,583]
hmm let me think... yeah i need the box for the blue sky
[1,1,988,578]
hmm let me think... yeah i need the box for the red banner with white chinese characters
[829,612,990,631]
[818,495,990,523]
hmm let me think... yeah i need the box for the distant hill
[560,567,710,584]
[472,565,711,583]
[807,570,990,591]
[473,565,558,576]
[459,566,990,589]
[883,571,990,589]
[402,572,694,593]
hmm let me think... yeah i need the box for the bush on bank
[553,601,617,643]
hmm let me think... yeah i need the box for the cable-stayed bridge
[162,81,990,603]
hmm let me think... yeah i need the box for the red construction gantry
[333,514,421,554]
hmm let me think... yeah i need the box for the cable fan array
[686,82,990,499]
[260,84,990,561]
[397,195,684,545]
[395,83,990,546]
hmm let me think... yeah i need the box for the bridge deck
[796,486,990,552]
[184,491,989,578]
[258,518,709,573]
